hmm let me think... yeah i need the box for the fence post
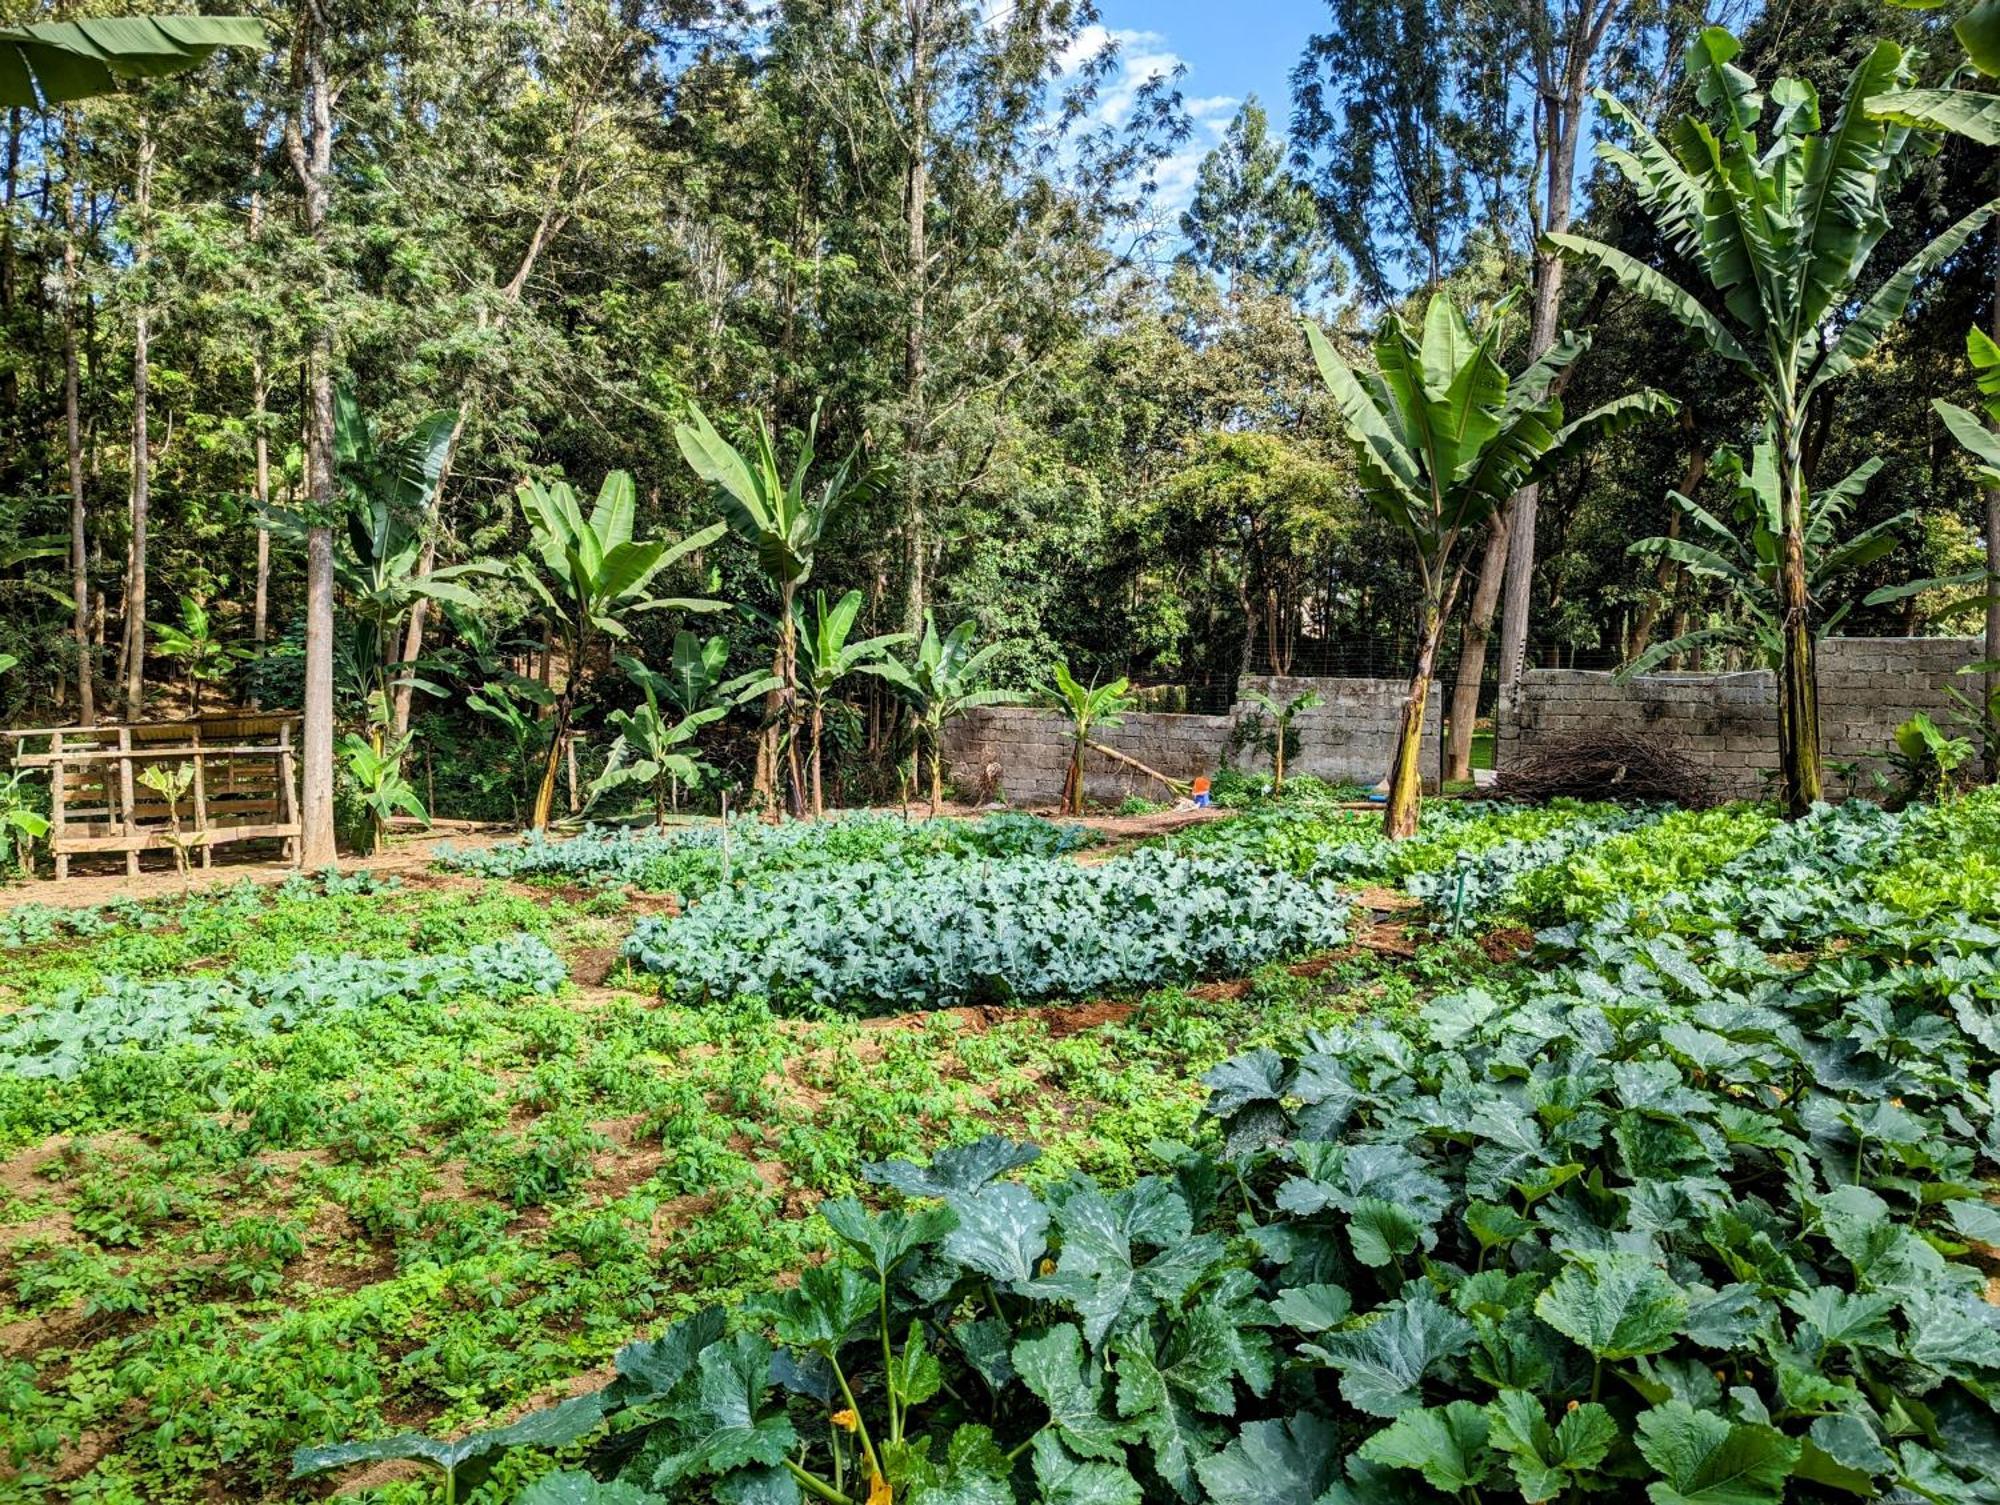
[190,725,212,869]
[117,726,138,879]
[49,732,66,882]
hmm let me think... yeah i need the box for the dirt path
[0,823,516,912]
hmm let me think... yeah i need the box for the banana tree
[1548,28,2000,816]
[656,630,778,726]
[511,472,725,831]
[868,615,1024,816]
[267,392,493,737]
[586,658,730,826]
[1238,687,1323,795]
[792,590,907,818]
[1622,446,1906,677]
[0,15,264,107]
[338,731,427,856]
[609,645,774,818]
[151,597,235,716]
[1308,297,1670,838]
[673,403,872,817]
[1031,663,1136,817]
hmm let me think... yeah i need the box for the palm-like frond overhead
[674,403,871,588]
[0,16,263,107]
[1306,299,1673,556]
[1552,29,2000,403]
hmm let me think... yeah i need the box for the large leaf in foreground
[1306,1293,1475,1417]
[1193,1412,1340,1505]
[1535,1252,1687,1360]
[1634,1401,1797,1505]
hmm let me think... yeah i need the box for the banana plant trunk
[530,674,577,832]
[810,703,824,819]
[1062,732,1084,816]
[1273,722,1286,794]
[1774,406,1823,818]
[929,735,944,817]
[1385,584,1454,840]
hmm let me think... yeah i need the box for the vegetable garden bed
[2,791,1997,1502]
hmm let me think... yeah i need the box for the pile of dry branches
[1494,727,1718,807]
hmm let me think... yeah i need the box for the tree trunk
[1987,243,2000,780]
[781,610,806,816]
[1774,403,1822,817]
[291,0,339,867]
[1,109,18,489]
[810,703,824,819]
[123,121,156,724]
[1495,10,1620,706]
[250,190,271,707]
[1444,514,1508,780]
[531,676,576,831]
[929,732,943,816]
[1385,597,1449,840]
[900,4,931,638]
[62,126,93,727]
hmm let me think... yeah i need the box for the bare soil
[0,823,517,912]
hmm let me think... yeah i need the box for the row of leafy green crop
[0,867,398,951]
[1510,791,2000,939]
[622,846,1350,1014]
[434,811,1091,894]
[0,933,564,1082]
[1168,798,1643,884]
[304,791,2000,1504]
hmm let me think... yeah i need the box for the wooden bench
[4,714,302,879]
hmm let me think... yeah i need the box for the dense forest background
[0,0,1992,816]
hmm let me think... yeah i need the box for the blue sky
[1083,0,1328,216]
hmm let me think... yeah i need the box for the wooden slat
[17,743,292,767]
[54,822,301,855]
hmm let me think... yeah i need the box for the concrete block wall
[942,675,1432,808]
[1240,674,1442,789]
[1497,637,1982,796]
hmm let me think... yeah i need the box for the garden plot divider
[945,675,1439,805]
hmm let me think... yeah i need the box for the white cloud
[1058,25,1240,221]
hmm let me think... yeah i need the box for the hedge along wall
[1497,636,1984,796]
[943,675,1439,807]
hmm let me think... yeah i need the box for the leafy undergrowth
[0,846,1440,1503]
[297,789,2000,1505]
